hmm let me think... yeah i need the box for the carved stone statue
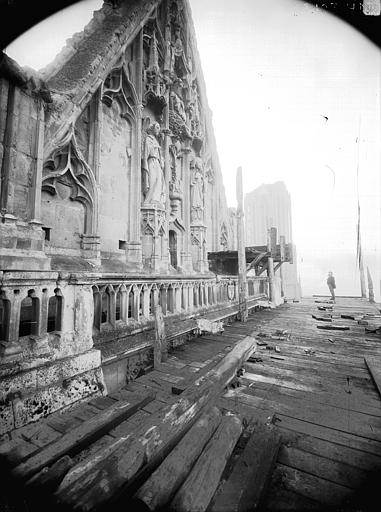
[170,79,187,123]
[142,122,166,206]
[190,156,204,222]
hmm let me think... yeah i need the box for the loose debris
[318,306,333,311]
[247,356,263,363]
[304,348,316,355]
[317,325,349,331]
[271,356,285,361]
[327,338,335,343]
[197,319,224,334]
[256,340,268,347]
[274,346,281,353]
[312,314,332,322]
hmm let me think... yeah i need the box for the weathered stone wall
[99,101,132,256]
[0,0,239,433]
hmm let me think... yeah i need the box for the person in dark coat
[327,272,336,302]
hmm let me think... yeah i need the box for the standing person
[327,272,336,302]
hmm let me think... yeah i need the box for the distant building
[244,181,300,300]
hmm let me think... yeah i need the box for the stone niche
[41,186,85,254]
[99,99,132,258]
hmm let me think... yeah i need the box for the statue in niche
[190,82,202,137]
[190,157,204,222]
[169,140,182,195]
[173,30,184,58]
[142,122,166,206]
[170,79,187,123]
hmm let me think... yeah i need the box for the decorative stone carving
[102,64,138,122]
[142,122,166,207]
[143,28,167,114]
[220,222,228,249]
[190,156,204,224]
[42,125,97,234]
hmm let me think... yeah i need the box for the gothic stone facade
[0,0,236,433]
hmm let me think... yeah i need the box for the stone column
[28,100,44,225]
[268,257,275,303]
[188,284,194,312]
[133,285,140,321]
[0,288,23,360]
[0,84,16,214]
[160,285,168,315]
[182,284,188,312]
[181,144,193,271]
[127,30,143,268]
[175,285,181,313]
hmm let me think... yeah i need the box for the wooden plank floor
[2,296,381,511]
[220,297,381,511]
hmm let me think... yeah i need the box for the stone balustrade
[91,275,267,338]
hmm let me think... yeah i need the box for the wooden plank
[71,404,99,422]
[277,428,381,472]
[263,486,322,511]
[0,435,38,467]
[209,422,281,512]
[12,393,155,481]
[365,356,381,399]
[169,415,243,512]
[55,336,256,511]
[317,325,350,331]
[46,415,82,434]
[25,455,73,492]
[277,444,368,489]
[242,375,381,417]
[88,396,118,411]
[229,388,381,440]
[272,464,353,507]
[19,423,61,448]
[273,414,381,456]
[312,314,332,322]
[134,407,222,510]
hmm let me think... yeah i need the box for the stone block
[0,369,37,402]
[35,363,62,389]
[63,368,104,405]
[0,401,15,435]
[13,387,64,429]
[61,349,101,380]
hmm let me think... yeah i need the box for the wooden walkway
[219,297,381,511]
[1,297,381,511]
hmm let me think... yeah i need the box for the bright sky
[4,0,381,300]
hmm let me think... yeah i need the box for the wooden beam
[55,336,256,511]
[364,357,381,399]
[316,325,349,331]
[209,421,281,512]
[134,407,222,510]
[267,227,277,257]
[169,415,242,512]
[267,257,275,302]
[236,166,247,322]
[256,261,268,277]
[12,393,155,482]
[246,252,267,272]
[279,235,286,262]
[274,262,282,273]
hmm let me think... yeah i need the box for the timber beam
[54,336,257,511]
